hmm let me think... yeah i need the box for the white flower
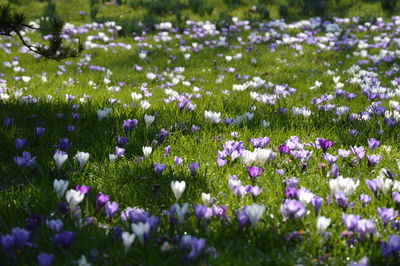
[171,181,186,201]
[131,92,143,101]
[174,203,189,224]
[131,222,150,245]
[329,175,359,196]
[121,232,135,253]
[392,180,400,192]
[241,150,255,165]
[316,216,331,233]
[53,150,68,171]
[97,107,112,121]
[109,153,117,163]
[53,179,68,200]
[245,203,266,227]
[140,100,151,110]
[297,188,314,206]
[261,120,270,128]
[65,189,84,211]
[204,110,221,123]
[201,193,211,205]
[77,255,91,266]
[74,151,90,169]
[144,114,155,128]
[142,146,152,157]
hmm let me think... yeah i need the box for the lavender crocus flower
[52,231,76,248]
[13,152,36,167]
[3,117,13,128]
[193,204,212,222]
[116,136,129,146]
[163,145,171,156]
[114,146,125,158]
[356,219,376,240]
[174,156,183,166]
[311,196,323,215]
[15,138,27,150]
[11,227,30,249]
[35,127,45,138]
[96,193,110,211]
[380,235,400,258]
[335,191,350,210]
[75,185,90,194]
[236,209,249,228]
[368,138,380,150]
[38,252,55,266]
[46,219,63,233]
[105,201,119,220]
[153,163,166,175]
[284,186,297,199]
[1,235,14,252]
[366,179,381,197]
[367,155,382,166]
[350,146,365,160]
[359,194,372,207]
[280,199,306,221]
[317,138,333,152]
[342,214,360,231]
[123,119,138,134]
[189,163,200,177]
[377,207,398,226]
[246,166,263,179]
[59,138,70,152]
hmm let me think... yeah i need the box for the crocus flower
[123,119,137,133]
[65,189,84,211]
[367,155,382,166]
[193,204,213,222]
[153,163,166,175]
[368,138,380,150]
[13,151,36,167]
[15,138,27,150]
[142,146,152,157]
[311,196,323,214]
[163,145,171,156]
[54,179,69,200]
[246,166,263,179]
[280,199,306,221]
[46,219,63,233]
[121,232,135,253]
[73,151,89,169]
[105,201,119,220]
[342,214,360,231]
[171,181,186,201]
[350,146,365,160]
[1,234,14,252]
[75,185,90,194]
[53,150,68,170]
[52,231,76,248]
[377,207,398,226]
[380,235,400,258]
[3,117,13,128]
[356,219,376,240]
[38,252,55,266]
[144,114,155,128]
[174,156,183,166]
[131,222,150,245]
[189,162,200,177]
[316,216,331,233]
[35,127,45,138]
[245,203,266,227]
[96,193,110,211]
[366,179,381,197]
[317,138,333,152]
[58,138,70,152]
[114,147,125,158]
[359,194,372,207]
[116,136,129,146]
[11,227,30,248]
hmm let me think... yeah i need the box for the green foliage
[223,0,242,8]
[89,0,100,21]
[188,0,214,16]
[380,0,397,11]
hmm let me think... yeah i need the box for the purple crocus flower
[342,214,360,231]
[1,235,14,252]
[236,209,249,228]
[393,192,400,206]
[105,201,119,220]
[284,186,297,199]
[15,138,27,150]
[246,166,264,179]
[278,144,290,154]
[377,207,398,226]
[189,162,200,177]
[35,127,45,138]
[116,136,129,146]
[323,153,338,165]
[96,193,110,211]
[186,237,206,260]
[71,113,80,121]
[123,119,138,134]
[174,156,183,166]
[59,138,70,152]
[38,252,55,266]
[75,185,90,194]
[335,191,350,210]
[250,137,270,148]
[311,196,323,214]
[163,145,171,156]
[158,128,168,142]
[248,186,262,197]
[317,138,333,152]
[153,163,166,175]
[356,219,376,240]
[52,231,76,248]
[46,219,63,233]
[11,227,30,248]
[13,151,36,167]
[350,146,365,160]
[367,155,382,166]
[280,199,306,221]
[58,202,68,214]
[66,125,75,132]
[3,117,13,128]
[193,204,212,222]
[359,194,372,207]
[366,179,381,197]
[368,138,380,150]
[114,146,125,158]
[381,235,400,258]
[328,163,339,177]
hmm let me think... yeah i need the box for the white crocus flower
[53,150,68,171]
[201,193,211,205]
[142,146,152,157]
[131,222,150,245]
[121,232,135,253]
[97,107,112,121]
[175,203,189,224]
[329,175,359,196]
[74,151,90,169]
[316,216,331,233]
[297,188,314,206]
[171,181,186,201]
[245,203,266,227]
[144,114,155,128]
[53,179,69,200]
[65,189,84,211]
[131,92,143,101]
